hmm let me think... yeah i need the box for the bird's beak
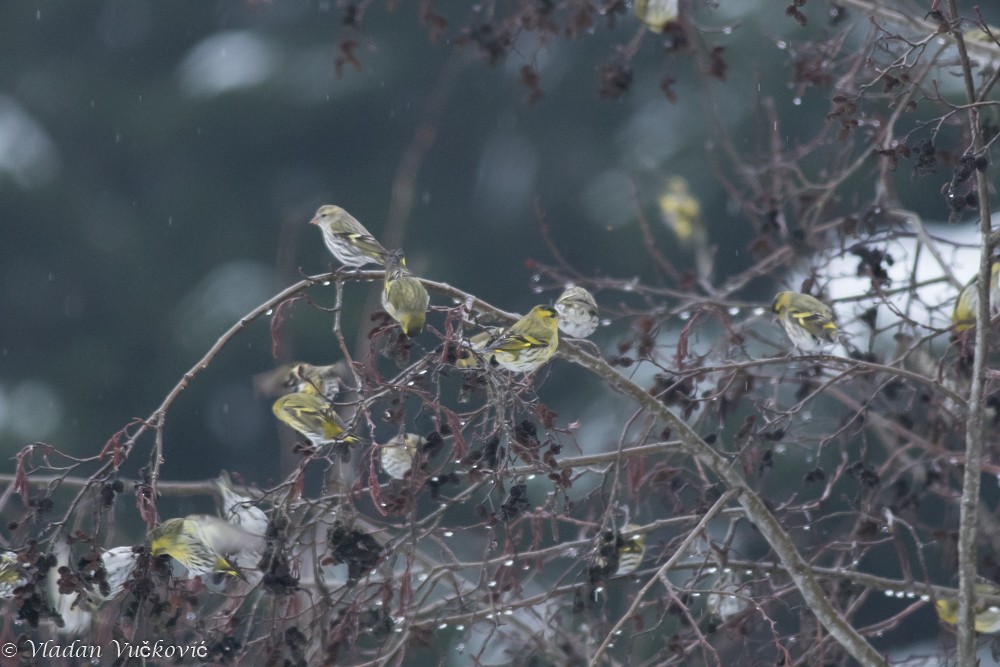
[308,216,319,225]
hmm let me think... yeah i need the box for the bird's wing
[334,232,388,258]
[492,333,548,352]
[192,515,264,556]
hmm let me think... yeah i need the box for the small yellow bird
[771,291,838,351]
[635,0,679,32]
[952,260,1000,332]
[965,26,1000,44]
[381,250,430,336]
[658,176,701,243]
[379,433,424,480]
[0,553,25,599]
[613,524,645,576]
[935,582,1000,633]
[592,524,646,578]
[149,515,261,579]
[485,305,560,373]
[272,392,359,446]
[554,286,599,339]
[452,328,503,369]
[310,205,391,268]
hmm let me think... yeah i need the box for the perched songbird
[485,305,560,373]
[554,286,599,339]
[771,291,838,351]
[97,546,139,601]
[379,433,425,480]
[216,472,269,537]
[48,538,92,635]
[707,570,749,621]
[454,328,503,369]
[215,472,267,577]
[592,524,646,578]
[953,279,979,333]
[272,392,359,446]
[253,362,344,400]
[79,546,140,609]
[0,552,25,599]
[149,515,262,579]
[310,205,391,268]
[287,363,343,399]
[635,0,679,32]
[381,250,430,336]
[936,582,1000,634]
[951,260,1000,332]
[613,524,646,576]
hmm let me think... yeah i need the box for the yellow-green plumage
[486,305,560,373]
[310,205,391,268]
[953,280,978,332]
[771,291,838,351]
[0,553,25,599]
[593,524,646,577]
[381,250,429,336]
[149,516,258,579]
[952,260,1000,332]
[454,328,503,369]
[658,176,700,242]
[936,582,1000,634]
[614,524,645,576]
[272,392,358,446]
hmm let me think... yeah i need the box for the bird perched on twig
[95,546,139,602]
[272,392,359,446]
[453,328,503,369]
[216,472,269,537]
[0,552,25,599]
[935,581,1000,634]
[215,472,268,578]
[253,362,344,401]
[611,524,645,576]
[381,250,429,337]
[485,305,560,373]
[310,204,391,268]
[771,291,838,352]
[554,286,599,339]
[952,259,1000,332]
[149,515,262,579]
[379,433,425,480]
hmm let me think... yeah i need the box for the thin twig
[592,488,740,664]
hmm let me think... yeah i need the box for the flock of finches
[0,204,611,637]
[3,199,993,635]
